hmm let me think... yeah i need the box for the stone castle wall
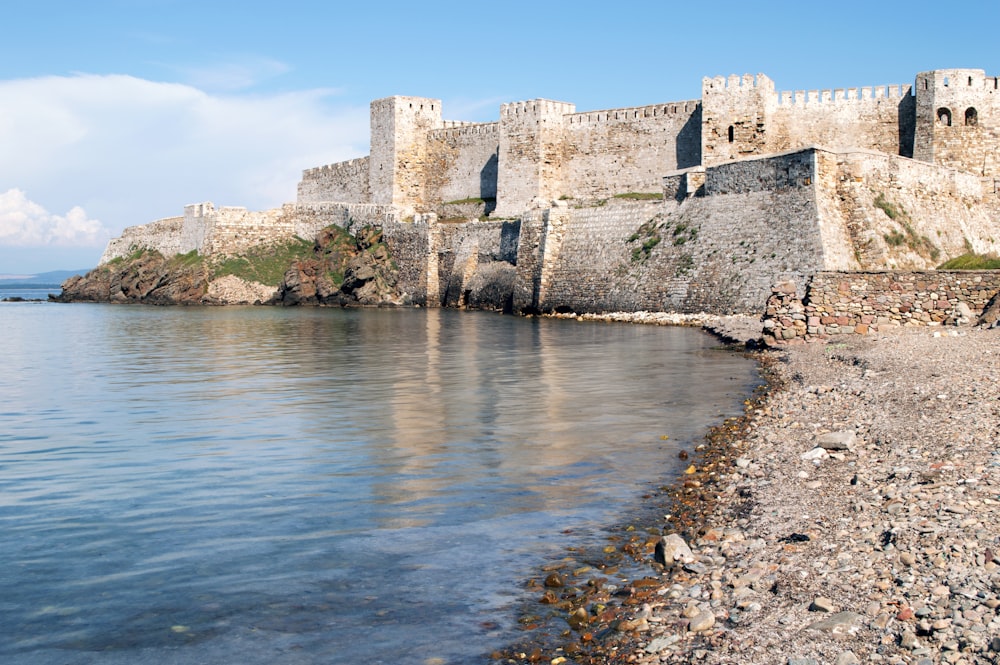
[770,84,916,159]
[701,74,917,165]
[199,205,295,255]
[370,96,443,211]
[915,70,1000,178]
[296,67,999,219]
[814,148,999,270]
[493,100,577,216]
[454,147,1000,315]
[562,101,702,199]
[763,271,1000,343]
[100,216,189,264]
[298,157,370,204]
[96,66,1000,317]
[424,122,499,205]
[528,177,826,314]
[292,202,397,240]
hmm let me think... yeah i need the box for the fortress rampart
[298,157,370,204]
[293,68,997,218]
[97,67,1000,316]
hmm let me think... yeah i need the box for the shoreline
[496,320,1000,664]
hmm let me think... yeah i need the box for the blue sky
[0,0,997,274]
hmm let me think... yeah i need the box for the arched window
[943,76,950,87]
[937,107,952,126]
[966,107,978,126]
[727,125,735,143]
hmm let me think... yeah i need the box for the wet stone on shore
[493,322,1000,665]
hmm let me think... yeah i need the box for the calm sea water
[0,285,60,302]
[0,301,759,664]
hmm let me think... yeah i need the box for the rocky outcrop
[56,251,210,305]
[206,275,277,305]
[56,224,404,307]
[275,225,402,306]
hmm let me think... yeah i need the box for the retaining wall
[763,271,1000,343]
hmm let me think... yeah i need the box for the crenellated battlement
[500,99,576,117]
[290,66,998,216]
[564,100,699,125]
[703,73,775,94]
[302,156,369,180]
[428,121,500,140]
[777,83,914,107]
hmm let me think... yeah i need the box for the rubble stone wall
[763,271,1000,343]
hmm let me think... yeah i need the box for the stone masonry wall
[292,202,397,240]
[770,84,915,158]
[813,148,1000,270]
[369,96,443,211]
[431,218,518,308]
[562,101,701,200]
[100,204,295,262]
[292,67,999,221]
[424,122,499,205]
[297,157,371,204]
[494,100,576,216]
[763,271,1000,343]
[201,205,294,255]
[915,69,1000,179]
[701,74,917,165]
[701,74,776,166]
[523,179,829,314]
[99,216,190,264]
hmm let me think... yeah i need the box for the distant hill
[0,269,89,285]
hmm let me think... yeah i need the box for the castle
[102,68,1000,314]
[297,69,999,216]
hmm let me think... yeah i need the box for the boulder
[654,534,695,567]
[977,291,1000,328]
[815,430,856,451]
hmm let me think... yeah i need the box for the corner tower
[369,96,443,213]
[914,69,999,177]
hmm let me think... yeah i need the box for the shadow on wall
[499,221,520,264]
[480,151,499,214]
[898,94,916,158]
[676,106,703,169]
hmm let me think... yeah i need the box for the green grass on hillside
[213,237,315,286]
[614,192,664,201]
[938,253,1000,270]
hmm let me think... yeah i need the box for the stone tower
[700,74,777,166]
[493,99,576,217]
[369,96,443,213]
[913,69,999,178]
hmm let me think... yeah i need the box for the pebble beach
[504,317,1000,665]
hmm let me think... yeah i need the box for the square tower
[369,96,443,213]
[701,74,777,166]
[914,69,999,177]
[494,99,576,216]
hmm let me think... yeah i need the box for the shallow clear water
[0,304,758,664]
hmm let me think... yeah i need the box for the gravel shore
[500,318,999,665]
[621,324,1000,665]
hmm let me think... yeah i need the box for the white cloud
[0,74,370,246]
[165,56,294,92]
[0,189,110,247]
